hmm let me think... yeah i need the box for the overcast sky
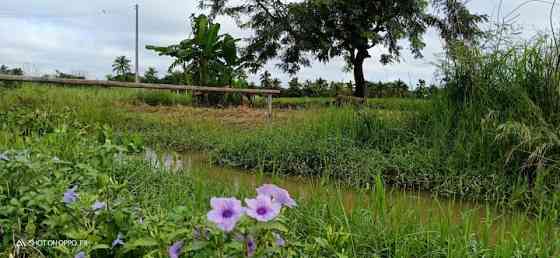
[0,0,558,86]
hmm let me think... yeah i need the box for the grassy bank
[0,107,558,257]
[0,78,558,215]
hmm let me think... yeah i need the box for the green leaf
[255,222,289,232]
[166,229,192,242]
[314,237,330,248]
[122,238,159,253]
[90,244,111,250]
[186,240,209,252]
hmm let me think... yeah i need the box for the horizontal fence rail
[0,75,281,95]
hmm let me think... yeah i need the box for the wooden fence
[0,74,280,117]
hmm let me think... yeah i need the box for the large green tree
[202,0,486,98]
[147,14,241,86]
[201,0,432,97]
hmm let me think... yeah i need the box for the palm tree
[259,71,272,88]
[271,78,282,90]
[112,56,131,78]
[147,15,241,86]
[144,67,159,83]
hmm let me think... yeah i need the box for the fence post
[267,94,273,120]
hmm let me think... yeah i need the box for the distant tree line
[0,65,24,88]
[105,56,438,99]
[276,77,439,98]
[0,65,23,76]
[368,79,439,98]
[101,12,443,100]
[53,70,85,80]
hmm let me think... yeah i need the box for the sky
[0,0,558,87]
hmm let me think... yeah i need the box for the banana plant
[147,14,242,86]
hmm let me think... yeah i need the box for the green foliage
[1,85,560,256]
[433,35,560,209]
[143,67,159,83]
[201,0,434,97]
[112,56,132,80]
[147,14,243,87]
[367,80,409,98]
[55,70,85,80]
[0,64,24,88]
[430,0,488,58]
[0,115,297,257]
[277,78,432,99]
[0,64,24,76]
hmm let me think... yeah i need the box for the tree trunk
[200,59,209,86]
[353,48,370,98]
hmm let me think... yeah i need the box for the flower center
[257,207,268,215]
[222,209,233,218]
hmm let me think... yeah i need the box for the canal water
[144,148,544,244]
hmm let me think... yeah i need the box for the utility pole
[135,3,139,83]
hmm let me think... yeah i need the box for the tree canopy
[200,0,486,98]
[201,0,433,97]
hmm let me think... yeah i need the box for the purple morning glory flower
[246,235,256,257]
[245,195,281,222]
[256,184,297,208]
[168,240,184,258]
[63,185,78,204]
[273,232,286,247]
[112,232,124,248]
[207,197,244,232]
[91,201,106,212]
[75,251,86,258]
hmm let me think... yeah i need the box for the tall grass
[430,35,560,212]
[1,36,559,216]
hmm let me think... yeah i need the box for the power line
[0,8,132,19]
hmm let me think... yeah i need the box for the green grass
[1,115,558,256]
[0,82,557,214]
[252,96,430,111]
[129,159,560,257]
[1,40,560,256]
[133,90,193,106]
